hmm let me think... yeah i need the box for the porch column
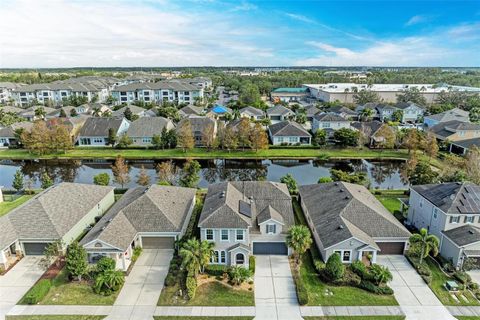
[121,253,126,271]
[372,251,377,264]
[0,249,6,266]
[357,250,362,261]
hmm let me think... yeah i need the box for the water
[0,158,408,190]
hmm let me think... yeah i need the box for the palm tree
[369,264,393,285]
[360,108,374,121]
[409,228,439,264]
[286,225,312,266]
[94,269,125,294]
[199,240,215,273]
[180,238,214,277]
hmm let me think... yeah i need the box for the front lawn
[424,257,479,306]
[0,195,34,217]
[6,316,105,320]
[300,254,398,306]
[304,317,405,320]
[158,280,254,306]
[19,268,120,305]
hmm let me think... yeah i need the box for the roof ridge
[144,191,178,229]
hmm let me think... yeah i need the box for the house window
[235,253,245,265]
[289,137,297,143]
[236,230,245,241]
[220,251,226,264]
[334,250,352,263]
[322,122,330,128]
[433,208,438,219]
[450,216,460,223]
[93,138,104,143]
[211,251,219,263]
[206,229,214,241]
[221,229,229,241]
[142,138,152,143]
[266,224,276,234]
[465,216,475,224]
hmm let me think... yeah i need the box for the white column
[0,249,7,265]
[357,250,362,261]
[121,253,126,271]
[372,251,377,264]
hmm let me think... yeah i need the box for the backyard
[0,194,34,217]
[373,190,406,222]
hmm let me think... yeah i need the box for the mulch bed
[40,257,66,280]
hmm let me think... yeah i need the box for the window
[235,253,245,265]
[211,250,226,264]
[80,138,91,145]
[465,216,475,223]
[450,216,460,223]
[206,229,214,240]
[277,137,284,143]
[221,229,229,241]
[289,137,297,143]
[220,251,226,264]
[433,208,438,219]
[211,251,219,263]
[334,250,352,263]
[322,122,330,128]
[93,138,104,143]
[142,138,152,143]
[266,224,276,234]
[236,230,245,241]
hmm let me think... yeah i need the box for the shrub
[350,260,368,279]
[369,264,393,285]
[453,271,471,285]
[131,247,143,263]
[291,265,309,305]
[340,268,361,286]
[421,274,432,284]
[205,264,227,277]
[228,266,252,285]
[468,282,479,290]
[359,280,394,295]
[186,275,197,299]
[96,257,116,274]
[93,269,125,296]
[314,259,325,273]
[165,273,176,287]
[249,256,256,274]
[325,253,344,281]
[24,279,52,304]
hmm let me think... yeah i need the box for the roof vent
[469,230,475,234]
[220,191,226,198]
[339,189,344,192]
[338,225,344,229]
[345,196,350,199]
[334,182,339,186]
[101,226,106,230]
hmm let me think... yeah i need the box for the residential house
[270,87,308,103]
[81,185,196,271]
[407,182,480,269]
[0,106,24,115]
[266,105,295,123]
[206,105,233,120]
[176,116,217,146]
[299,182,411,264]
[111,105,149,118]
[46,116,89,143]
[19,106,59,121]
[312,113,351,137]
[351,121,395,148]
[303,105,321,122]
[126,117,175,146]
[0,183,114,270]
[450,138,480,155]
[198,181,294,268]
[326,106,358,120]
[375,104,398,121]
[424,108,470,128]
[179,105,204,118]
[239,106,265,121]
[355,103,380,120]
[77,117,130,146]
[0,122,34,148]
[268,121,311,145]
[395,102,425,123]
[430,120,480,142]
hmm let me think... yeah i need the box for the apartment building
[0,82,23,104]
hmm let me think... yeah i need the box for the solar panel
[239,200,252,218]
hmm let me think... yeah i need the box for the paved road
[378,255,456,320]
[0,256,45,320]
[107,249,173,320]
[254,255,302,320]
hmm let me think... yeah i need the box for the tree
[280,174,298,194]
[465,146,480,184]
[409,228,439,264]
[177,121,195,152]
[469,107,480,123]
[424,132,439,160]
[359,107,374,121]
[34,107,46,119]
[93,173,110,186]
[391,110,403,122]
[136,165,150,186]
[222,126,238,151]
[59,108,67,117]
[330,169,368,186]
[318,176,333,183]
[51,125,73,153]
[199,240,215,273]
[239,83,261,107]
[157,106,180,122]
[237,118,252,150]
[156,161,178,185]
[375,125,396,149]
[151,134,162,150]
[286,225,312,266]
[353,90,381,105]
[65,242,88,281]
[107,128,116,147]
[179,159,201,188]
[312,129,327,147]
[179,238,202,277]
[396,87,427,105]
[123,107,133,121]
[111,155,130,188]
[402,129,422,154]
[39,240,64,270]
[369,264,393,285]
[40,172,53,189]
[408,161,439,185]
[116,134,133,149]
[333,128,359,147]
[325,252,344,281]
[70,108,78,117]
[12,169,24,192]
[250,123,268,151]
[201,122,216,150]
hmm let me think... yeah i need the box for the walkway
[0,256,45,320]
[378,255,456,320]
[106,249,173,320]
[254,255,302,320]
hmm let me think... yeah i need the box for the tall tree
[177,121,195,152]
[123,107,133,121]
[65,241,88,281]
[179,159,201,188]
[41,172,53,189]
[286,225,312,266]
[136,165,150,186]
[107,128,116,147]
[424,132,439,160]
[156,161,178,185]
[408,161,439,185]
[409,228,439,264]
[280,174,298,194]
[93,173,110,186]
[250,123,268,151]
[465,146,480,184]
[312,129,327,147]
[12,169,24,192]
[396,87,427,105]
[375,125,396,149]
[359,107,375,121]
[201,122,216,151]
[111,155,130,188]
[237,118,251,150]
[179,238,202,277]
[333,128,359,147]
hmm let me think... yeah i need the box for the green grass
[304,317,405,320]
[19,268,120,305]
[6,316,105,320]
[456,317,480,320]
[425,257,479,306]
[154,317,254,320]
[0,195,34,217]
[158,281,254,306]
[373,190,406,222]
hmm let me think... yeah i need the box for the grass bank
[0,195,34,217]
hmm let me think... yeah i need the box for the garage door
[142,237,175,249]
[376,242,405,255]
[253,242,288,255]
[23,242,51,255]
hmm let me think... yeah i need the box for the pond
[0,158,408,190]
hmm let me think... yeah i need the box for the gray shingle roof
[412,182,480,214]
[127,117,174,138]
[179,105,204,116]
[240,106,264,117]
[81,185,196,251]
[395,102,425,110]
[430,120,480,139]
[257,205,284,224]
[111,105,147,117]
[314,113,349,122]
[269,121,311,137]
[299,182,410,250]
[327,106,358,116]
[351,121,385,136]
[199,181,293,230]
[425,108,469,123]
[79,117,127,137]
[177,116,216,133]
[452,137,480,149]
[0,215,17,250]
[443,225,480,247]
[267,105,294,116]
[0,122,34,138]
[0,183,114,249]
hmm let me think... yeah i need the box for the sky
[0,0,479,68]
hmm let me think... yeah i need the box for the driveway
[467,270,480,285]
[108,249,173,320]
[0,256,45,320]
[254,255,302,320]
[378,255,455,320]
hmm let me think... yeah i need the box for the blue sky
[0,0,479,67]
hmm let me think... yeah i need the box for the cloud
[284,13,315,24]
[405,15,428,26]
[231,1,257,12]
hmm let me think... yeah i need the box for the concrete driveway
[378,255,455,320]
[108,249,173,320]
[254,255,302,320]
[0,256,45,320]
[467,270,480,285]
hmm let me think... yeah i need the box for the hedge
[249,256,256,274]
[359,280,394,295]
[186,275,197,300]
[291,266,309,305]
[205,264,227,277]
[24,279,52,304]
[454,271,471,285]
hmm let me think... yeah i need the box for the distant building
[424,108,470,128]
[127,117,175,146]
[268,121,311,145]
[176,116,217,146]
[77,117,130,146]
[270,87,308,103]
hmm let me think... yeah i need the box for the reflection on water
[0,158,408,189]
